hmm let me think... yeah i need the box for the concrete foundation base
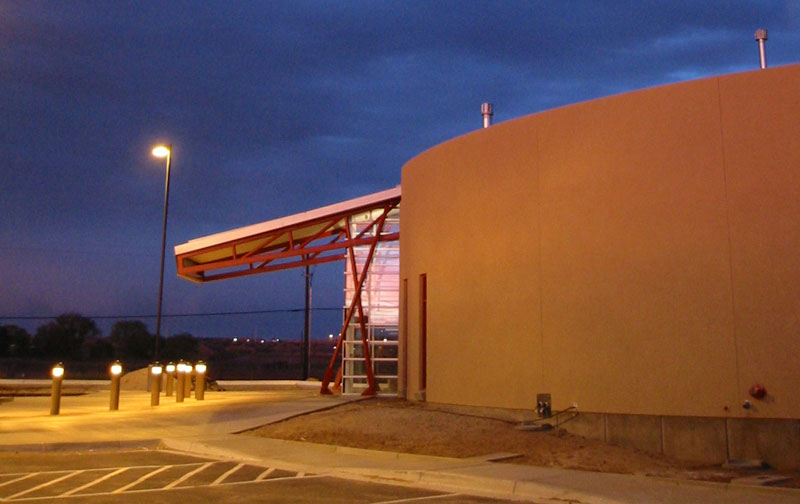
[560,412,800,470]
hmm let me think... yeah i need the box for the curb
[158,437,613,503]
[161,436,800,504]
[159,438,268,465]
[649,474,800,498]
[158,437,322,476]
[215,380,321,391]
[0,438,161,453]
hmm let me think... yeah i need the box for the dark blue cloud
[2,0,798,338]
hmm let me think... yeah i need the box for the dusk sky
[3,1,799,340]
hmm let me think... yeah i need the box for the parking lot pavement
[0,449,527,504]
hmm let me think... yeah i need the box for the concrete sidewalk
[1,389,798,503]
[0,389,351,448]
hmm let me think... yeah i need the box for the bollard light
[150,362,163,406]
[176,362,186,403]
[50,362,64,415]
[195,361,207,400]
[183,363,193,398]
[109,361,122,411]
[165,362,176,396]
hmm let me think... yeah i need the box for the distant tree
[0,325,31,357]
[108,320,154,360]
[85,337,114,360]
[161,333,200,361]
[33,313,99,360]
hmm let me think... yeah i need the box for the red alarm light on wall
[748,383,767,400]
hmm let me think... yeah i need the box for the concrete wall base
[560,412,800,470]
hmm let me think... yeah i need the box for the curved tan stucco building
[400,64,800,467]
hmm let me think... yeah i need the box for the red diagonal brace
[320,207,391,395]
[345,217,377,396]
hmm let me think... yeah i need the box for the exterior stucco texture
[400,64,800,421]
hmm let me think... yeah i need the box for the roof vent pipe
[481,102,493,128]
[755,28,768,69]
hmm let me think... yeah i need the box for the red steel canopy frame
[173,186,401,396]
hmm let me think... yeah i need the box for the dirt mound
[120,367,151,391]
[246,398,800,487]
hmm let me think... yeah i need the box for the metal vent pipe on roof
[755,28,768,69]
[481,102,493,128]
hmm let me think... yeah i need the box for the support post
[50,363,64,415]
[303,262,312,380]
[165,362,175,396]
[176,362,186,403]
[109,361,122,411]
[184,364,193,398]
[150,363,162,406]
[195,361,207,400]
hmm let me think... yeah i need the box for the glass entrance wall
[342,207,400,394]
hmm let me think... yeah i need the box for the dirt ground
[246,397,800,488]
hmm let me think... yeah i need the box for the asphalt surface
[0,450,522,504]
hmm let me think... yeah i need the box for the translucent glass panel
[343,208,400,327]
[342,207,400,395]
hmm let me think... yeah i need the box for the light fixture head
[151,363,163,375]
[195,362,207,374]
[166,363,176,373]
[152,145,171,158]
[52,363,65,378]
[111,362,123,376]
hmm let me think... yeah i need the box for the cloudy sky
[2,1,799,340]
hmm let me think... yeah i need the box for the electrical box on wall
[537,393,552,418]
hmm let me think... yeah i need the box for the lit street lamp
[152,144,172,360]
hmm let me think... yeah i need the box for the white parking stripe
[112,465,172,493]
[59,467,129,497]
[255,467,275,480]
[5,471,82,500]
[0,473,39,489]
[0,461,206,478]
[370,494,461,504]
[2,473,329,500]
[210,463,243,486]
[162,462,213,489]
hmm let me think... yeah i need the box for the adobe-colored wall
[400,64,800,420]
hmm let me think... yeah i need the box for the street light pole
[302,262,312,380]
[152,144,172,361]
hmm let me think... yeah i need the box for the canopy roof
[174,186,401,283]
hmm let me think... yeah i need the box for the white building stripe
[209,463,243,486]
[112,465,172,493]
[59,467,129,497]
[5,471,82,500]
[162,462,213,490]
